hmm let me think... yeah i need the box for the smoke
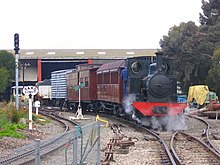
[140,114,187,131]
[149,108,188,131]
[122,94,188,131]
[122,94,136,115]
[166,106,188,131]
[163,114,187,131]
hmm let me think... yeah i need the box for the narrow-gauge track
[99,114,176,165]
[2,107,220,164]
[170,131,220,164]
[0,110,79,165]
[186,115,220,155]
[39,110,79,130]
[168,115,220,165]
[207,119,220,153]
[99,113,220,164]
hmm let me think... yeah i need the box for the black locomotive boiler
[126,52,187,117]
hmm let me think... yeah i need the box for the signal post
[14,33,20,110]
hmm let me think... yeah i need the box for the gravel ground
[0,113,160,164]
[1,112,220,165]
[0,120,63,160]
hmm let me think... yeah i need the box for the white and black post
[28,94,33,129]
[23,86,38,130]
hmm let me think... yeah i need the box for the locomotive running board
[132,102,187,116]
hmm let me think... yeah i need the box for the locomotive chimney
[155,51,163,71]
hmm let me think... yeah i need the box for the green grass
[0,104,50,138]
[0,123,26,138]
[0,103,49,139]
[0,104,28,139]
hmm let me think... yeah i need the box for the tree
[199,0,220,26]
[206,49,220,95]
[0,50,15,93]
[0,68,10,93]
[200,0,220,94]
[160,0,220,94]
[160,21,211,93]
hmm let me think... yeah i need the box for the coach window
[111,72,118,84]
[104,71,110,84]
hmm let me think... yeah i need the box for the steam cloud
[122,94,136,115]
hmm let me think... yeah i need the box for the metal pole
[73,127,78,165]
[78,81,81,108]
[14,33,20,111]
[22,63,30,90]
[15,53,19,110]
[97,122,101,165]
[35,139,41,165]
[23,65,25,89]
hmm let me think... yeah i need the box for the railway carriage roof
[97,60,125,72]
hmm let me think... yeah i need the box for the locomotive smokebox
[155,51,163,71]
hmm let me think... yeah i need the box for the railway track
[207,118,220,153]
[100,113,220,164]
[99,115,176,165]
[171,131,220,164]
[167,115,220,165]
[0,110,79,165]
[1,107,220,164]
[186,115,220,154]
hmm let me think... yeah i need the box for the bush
[0,103,28,138]
[0,102,48,139]
[1,103,28,123]
[0,112,8,129]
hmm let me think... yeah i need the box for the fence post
[97,122,101,165]
[73,126,79,165]
[35,139,41,165]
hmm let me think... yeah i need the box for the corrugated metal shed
[5,49,157,59]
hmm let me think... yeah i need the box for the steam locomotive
[129,52,187,117]
[37,51,187,128]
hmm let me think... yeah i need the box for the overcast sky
[0,0,203,50]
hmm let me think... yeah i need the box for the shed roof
[5,49,157,60]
